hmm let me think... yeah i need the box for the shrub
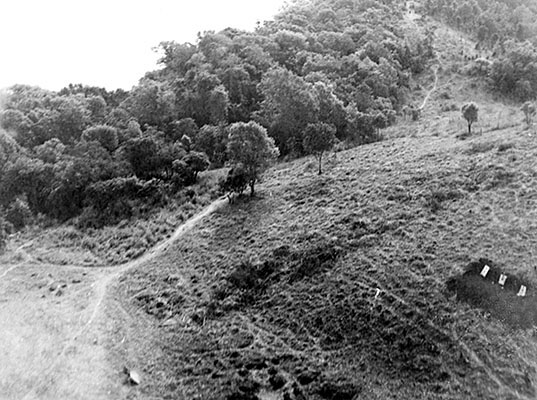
[219,165,249,201]
[0,211,8,253]
[521,102,536,126]
[183,151,210,182]
[6,197,32,230]
[81,177,164,227]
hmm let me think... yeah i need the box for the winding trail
[0,198,226,400]
[419,65,439,111]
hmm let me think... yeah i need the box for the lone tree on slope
[227,121,279,196]
[461,102,479,135]
[521,101,536,126]
[302,122,336,175]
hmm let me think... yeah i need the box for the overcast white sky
[0,0,286,91]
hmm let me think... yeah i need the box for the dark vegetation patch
[135,289,185,319]
[465,141,496,155]
[447,259,537,328]
[211,242,344,313]
[497,142,515,152]
[425,187,464,212]
[470,164,515,190]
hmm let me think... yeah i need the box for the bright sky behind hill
[0,0,286,91]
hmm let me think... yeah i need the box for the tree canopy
[303,122,337,175]
[462,102,479,135]
[227,121,279,196]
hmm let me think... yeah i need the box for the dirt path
[419,65,439,111]
[0,198,226,400]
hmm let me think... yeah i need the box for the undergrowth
[13,169,225,265]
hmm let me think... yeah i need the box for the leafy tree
[167,118,199,142]
[227,121,279,196]
[303,123,337,175]
[122,119,143,143]
[34,138,65,163]
[257,68,318,155]
[120,136,164,180]
[0,109,32,140]
[181,134,193,152]
[194,124,228,166]
[221,66,260,122]
[270,30,308,71]
[521,102,536,126]
[81,125,119,152]
[461,102,479,135]
[0,156,54,214]
[6,197,32,229]
[121,79,176,129]
[156,41,197,77]
[207,85,230,124]
[183,151,210,181]
[0,129,20,174]
[47,95,91,144]
[86,95,107,123]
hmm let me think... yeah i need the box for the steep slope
[116,113,537,399]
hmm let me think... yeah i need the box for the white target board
[480,265,490,277]
[517,285,527,297]
[498,274,507,286]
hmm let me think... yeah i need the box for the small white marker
[517,285,527,297]
[374,288,381,299]
[480,265,490,278]
[498,274,507,286]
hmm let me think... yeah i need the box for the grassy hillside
[105,8,537,400]
[114,106,537,399]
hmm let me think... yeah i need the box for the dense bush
[219,165,249,200]
[82,177,164,227]
[0,212,8,253]
[5,197,32,230]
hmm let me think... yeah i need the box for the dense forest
[0,0,436,232]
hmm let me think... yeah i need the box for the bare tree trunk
[318,153,322,175]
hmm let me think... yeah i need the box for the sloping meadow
[120,129,537,399]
